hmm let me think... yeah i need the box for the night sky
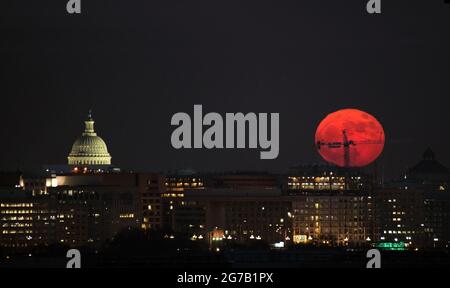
[1,0,449,179]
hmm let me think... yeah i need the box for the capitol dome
[67,111,112,166]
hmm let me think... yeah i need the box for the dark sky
[1,0,449,179]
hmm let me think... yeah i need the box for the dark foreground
[1,248,449,268]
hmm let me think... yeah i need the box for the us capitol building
[67,111,112,166]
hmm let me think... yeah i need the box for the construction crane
[316,129,383,167]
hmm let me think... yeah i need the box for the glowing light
[274,242,285,248]
[376,242,406,251]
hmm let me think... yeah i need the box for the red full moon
[315,109,385,168]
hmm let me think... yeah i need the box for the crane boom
[316,130,382,167]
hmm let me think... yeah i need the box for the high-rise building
[1,172,144,250]
[285,166,373,246]
[376,149,450,248]
[373,187,424,249]
[138,173,165,230]
[161,172,290,245]
[0,188,55,250]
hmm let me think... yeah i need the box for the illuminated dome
[67,111,112,166]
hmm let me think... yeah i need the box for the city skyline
[2,107,448,260]
[2,145,449,268]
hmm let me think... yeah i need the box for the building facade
[286,166,373,246]
[375,149,450,248]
